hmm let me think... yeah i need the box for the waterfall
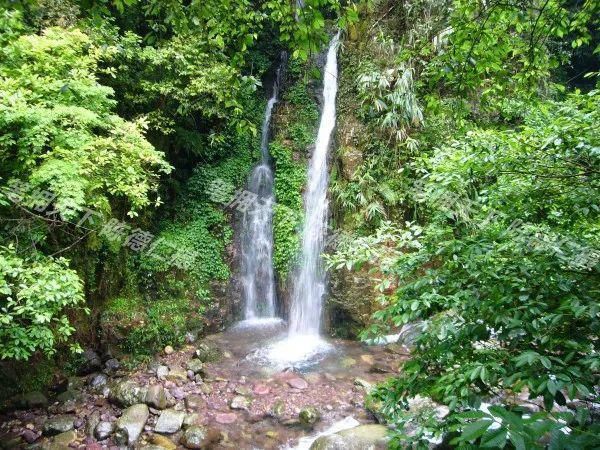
[240,55,285,320]
[289,32,340,336]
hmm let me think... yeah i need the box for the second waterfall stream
[266,32,341,366]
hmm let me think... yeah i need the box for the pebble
[287,378,308,390]
[253,384,270,396]
[164,345,174,355]
[215,413,237,424]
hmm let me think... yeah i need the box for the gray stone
[145,384,168,409]
[104,358,121,374]
[229,395,250,410]
[114,403,149,445]
[154,409,185,434]
[181,425,209,449]
[109,380,148,407]
[43,415,75,435]
[166,367,188,383]
[310,424,389,450]
[78,348,102,375]
[156,366,169,379]
[186,360,204,375]
[94,421,114,440]
[183,413,200,428]
[88,373,108,390]
[51,429,78,447]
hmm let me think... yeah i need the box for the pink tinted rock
[215,412,237,424]
[287,378,308,390]
[253,384,270,396]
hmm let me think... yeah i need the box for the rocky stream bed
[0,323,412,449]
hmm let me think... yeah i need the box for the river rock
[166,367,188,383]
[88,373,108,390]
[43,415,75,435]
[150,433,177,449]
[94,421,114,440]
[234,385,252,396]
[164,345,174,355]
[156,365,169,379]
[310,424,389,450]
[269,400,285,419]
[230,395,250,410]
[181,425,212,449]
[104,358,121,375]
[299,407,320,426]
[109,380,148,407]
[114,404,149,445]
[194,342,219,362]
[51,429,78,447]
[185,395,204,410]
[85,411,100,438]
[253,384,270,395]
[145,384,168,409]
[186,359,204,375]
[155,409,185,434]
[78,348,102,375]
[287,378,308,390]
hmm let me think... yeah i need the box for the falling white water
[240,55,285,320]
[289,32,340,337]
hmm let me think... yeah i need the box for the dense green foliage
[329,0,600,447]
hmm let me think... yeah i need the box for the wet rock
[109,380,148,407]
[164,345,174,355]
[193,342,219,362]
[154,409,185,434]
[114,403,149,445]
[43,415,75,435]
[170,387,185,400]
[51,429,78,447]
[407,395,449,420]
[253,384,270,396]
[184,395,204,410]
[166,367,188,383]
[186,360,204,375]
[88,373,109,391]
[230,395,250,410]
[156,365,169,379]
[397,321,425,348]
[104,358,121,374]
[145,384,168,409]
[310,424,389,450]
[150,433,177,450]
[21,429,40,444]
[215,412,237,424]
[287,378,308,390]
[181,425,211,449]
[78,348,102,375]
[365,395,386,424]
[15,391,48,409]
[299,407,320,426]
[55,389,79,403]
[94,421,114,440]
[369,363,393,374]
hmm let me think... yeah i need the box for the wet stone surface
[0,322,408,448]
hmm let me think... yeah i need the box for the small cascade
[289,32,340,337]
[257,33,340,368]
[240,54,286,321]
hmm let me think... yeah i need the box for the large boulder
[310,424,389,450]
[114,404,149,445]
[109,380,148,407]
